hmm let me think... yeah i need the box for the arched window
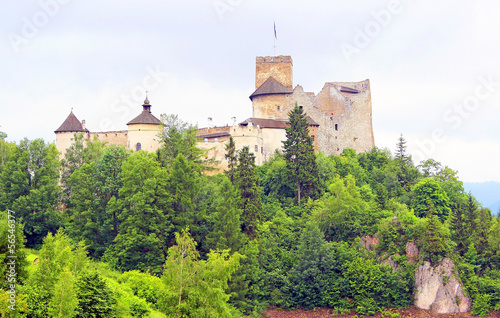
[136,142,141,151]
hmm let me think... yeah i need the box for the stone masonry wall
[255,56,293,89]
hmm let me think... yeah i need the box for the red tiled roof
[249,76,293,100]
[55,111,88,133]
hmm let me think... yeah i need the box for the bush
[471,293,491,317]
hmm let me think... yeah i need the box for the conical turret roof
[55,111,88,133]
[249,76,293,100]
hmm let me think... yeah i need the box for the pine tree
[224,136,237,183]
[449,199,467,255]
[282,103,320,205]
[206,177,246,252]
[235,146,262,237]
[75,272,116,317]
[395,134,409,167]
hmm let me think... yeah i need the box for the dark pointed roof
[127,98,162,125]
[249,76,293,100]
[55,111,88,133]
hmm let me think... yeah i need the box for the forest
[0,105,499,317]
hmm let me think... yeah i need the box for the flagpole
[273,22,277,56]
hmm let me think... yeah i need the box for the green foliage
[471,293,492,316]
[235,146,262,236]
[0,212,29,289]
[157,114,207,171]
[66,145,128,258]
[75,271,116,317]
[25,230,88,317]
[206,176,246,252]
[420,214,452,265]
[224,135,237,183]
[160,229,242,317]
[104,151,171,275]
[413,178,451,221]
[0,138,62,247]
[282,103,320,204]
[118,270,164,310]
[312,175,374,241]
[60,133,107,203]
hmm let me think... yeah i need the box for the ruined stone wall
[255,56,293,89]
[281,80,374,156]
[197,126,231,136]
[90,131,128,147]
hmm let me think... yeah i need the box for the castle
[55,55,375,166]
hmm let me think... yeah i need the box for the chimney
[81,120,86,130]
[231,116,237,126]
[207,117,213,128]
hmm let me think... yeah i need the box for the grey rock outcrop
[414,258,471,314]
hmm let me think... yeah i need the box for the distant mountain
[463,181,500,215]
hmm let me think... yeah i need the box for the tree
[60,133,107,203]
[449,198,468,255]
[104,151,172,275]
[413,178,451,221]
[66,145,128,258]
[287,222,328,309]
[75,271,116,317]
[168,154,205,244]
[160,229,242,318]
[282,103,320,204]
[235,146,262,236]
[0,138,62,247]
[25,230,88,318]
[417,158,442,177]
[0,212,29,289]
[206,177,246,252]
[393,134,419,192]
[224,136,237,183]
[157,114,207,171]
[0,127,6,140]
[394,134,409,166]
[312,175,371,241]
[421,214,451,265]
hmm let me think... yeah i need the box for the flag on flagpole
[274,22,277,40]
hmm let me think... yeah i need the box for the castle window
[277,106,281,111]
[311,135,315,141]
[261,147,263,153]
[136,143,141,151]
[299,106,303,109]
[204,138,208,143]
[255,145,258,153]
[335,124,338,131]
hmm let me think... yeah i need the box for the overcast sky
[1,0,499,182]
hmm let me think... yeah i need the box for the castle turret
[126,97,162,152]
[54,111,89,158]
[251,56,294,119]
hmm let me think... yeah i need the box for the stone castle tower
[249,55,374,156]
[196,55,374,170]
